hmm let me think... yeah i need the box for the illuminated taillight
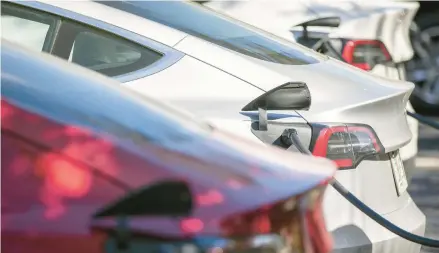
[342,40,392,71]
[180,218,205,234]
[310,124,384,169]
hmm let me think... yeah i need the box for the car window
[1,4,57,52]
[59,21,163,77]
[99,1,326,65]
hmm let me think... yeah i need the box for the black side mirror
[93,180,193,218]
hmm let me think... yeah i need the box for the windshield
[98,1,326,65]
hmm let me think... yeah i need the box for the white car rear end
[204,0,420,182]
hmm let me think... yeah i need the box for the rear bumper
[403,156,417,184]
[328,194,426,253]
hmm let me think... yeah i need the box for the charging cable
[285,129,439,248]
[407,111,439,130]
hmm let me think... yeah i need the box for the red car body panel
[1,42,336,253]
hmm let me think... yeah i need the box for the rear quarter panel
[124,55,284,143]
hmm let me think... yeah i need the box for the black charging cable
[284,129,439,248]
[407,111,439,130]
[312,37,345,61]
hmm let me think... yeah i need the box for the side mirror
[93,180,193,218]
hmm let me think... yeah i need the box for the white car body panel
[125,53,309,143]
[173,36,295,91]
[205,0,419,163]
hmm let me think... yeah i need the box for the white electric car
[204,0,420,183]
[1,1,426,252]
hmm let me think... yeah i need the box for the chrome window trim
[8,0,184,83]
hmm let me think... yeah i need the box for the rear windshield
[98,1,325,65]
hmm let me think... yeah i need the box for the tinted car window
[99,1,325,65]
[1,3,57,52]
[61,21,163,77]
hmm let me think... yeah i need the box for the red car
[1,41,337,253]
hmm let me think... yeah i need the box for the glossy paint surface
[1,42,336,253]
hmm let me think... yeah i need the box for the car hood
[175,36,414,152]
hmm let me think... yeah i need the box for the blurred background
[410,121,439,253]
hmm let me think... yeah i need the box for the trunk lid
[263,58,414,153]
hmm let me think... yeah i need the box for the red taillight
[311,124,383,169]
[342,40,392,71]
[180,218,205,234]
[218,191,333,253]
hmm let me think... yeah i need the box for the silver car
[1,1,426,252]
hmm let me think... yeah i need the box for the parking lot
[409,118,439,253]
[2,1,438,252]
